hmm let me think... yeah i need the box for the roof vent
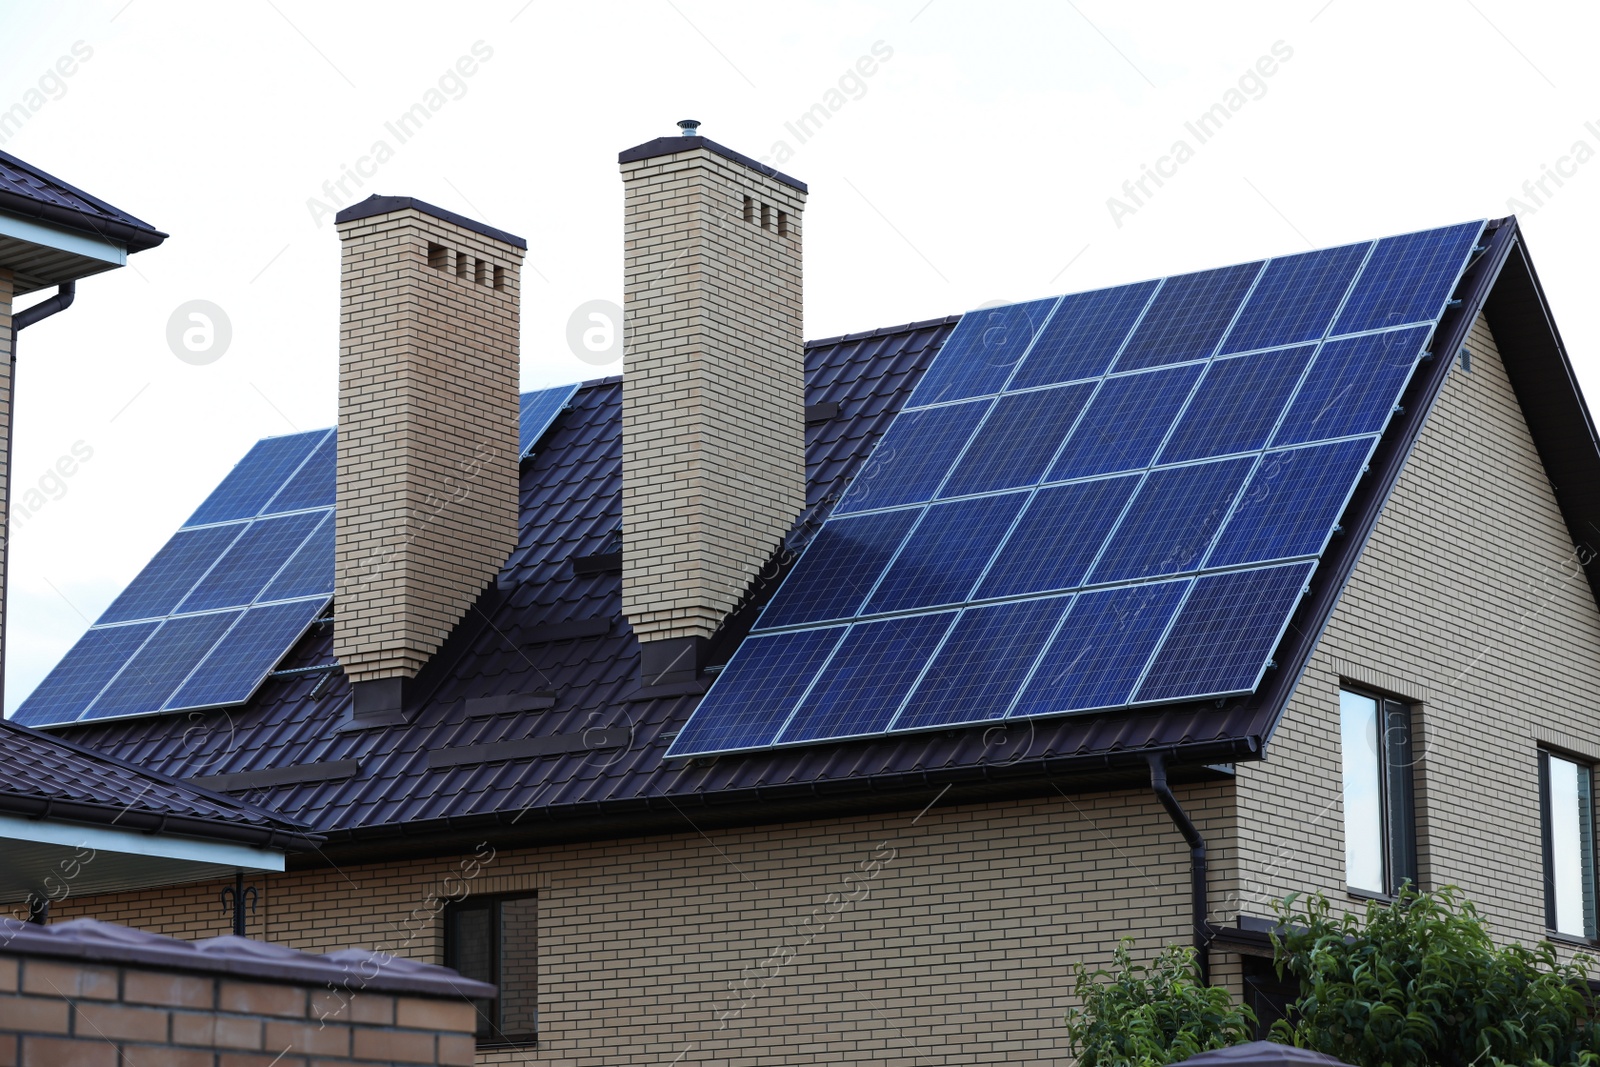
[677,119,701,136]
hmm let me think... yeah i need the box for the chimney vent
[618,131,808,686]
[676,119,701,136]
[332,195,527,722]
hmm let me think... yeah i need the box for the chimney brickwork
[620,139,807,673]
[333,200,525,701]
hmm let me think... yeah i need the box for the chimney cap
[334,194,528,250]
[677,119,701,136]
[618,135,808,194]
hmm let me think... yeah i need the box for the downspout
[1147,751,1210,985]
[2,281,75,710]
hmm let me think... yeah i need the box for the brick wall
[53,786,1231,1065]
[620,144,808,644]
[0,939,480,1066]
[334,206,525,683]
[1230,313,1600,948]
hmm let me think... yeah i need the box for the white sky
[0,0,1595,712]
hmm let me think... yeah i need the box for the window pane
[1548,755,1596,938]
[499,897,539,1038]
[1340,690,1386,892]
[446,904,494,1037]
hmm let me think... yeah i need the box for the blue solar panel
[1220,243,1369,354]
[10,623,158,727]
[834,399,988,514]
[755,510,921,629]
[666,628,846,756]
[258,512,336,602]
[863,493,1028,615]
[1272,326,1431,447]
[166,599,327,710]
[939,383,1094,497]
[1114,262,1263,371]
[97,524,243,625]
[777,612,956,744]
[1207,438,1375,567]
[907,299,1058,406]
[1086,457,1255,584]
[186,431,324,526]
[1331,222,1482,336]
[975,476,1140,600]
[893,596,1071,731]
[176,511,328,613]
[519,384,580,458]
[1158,345,1316,464]
[1135,562,1313,703]
[1009,282,1158,390]
[78,611,242,721]
[1046,364,1204,481]
[1010,580,1189,717]
[263,429,335,513]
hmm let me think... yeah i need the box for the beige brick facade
[333,208,525,683]
[52,786,1230,1065]
[620,146,808,644]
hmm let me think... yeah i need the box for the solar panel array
[15,429,338,728]
[668,221,1485,758]
[519,384,579,459]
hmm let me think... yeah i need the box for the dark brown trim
[333,194,528,249]
[617,135,808,193]
[194,760,361,792]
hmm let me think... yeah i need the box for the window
[443,893,538,1046]
[1339,688,1416,896]
[1540,751,1597,940]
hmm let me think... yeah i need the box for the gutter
[3,281,75,710]
[0,791,324,853]
[1148,752,1211,985]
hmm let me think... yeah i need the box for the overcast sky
[0,0,1594,712]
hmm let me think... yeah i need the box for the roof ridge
[804,314,964,351]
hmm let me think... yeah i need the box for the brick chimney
[619,123,808,686]
[333,196,525,721]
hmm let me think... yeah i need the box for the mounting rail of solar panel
[667,220,1485,758]
[15,386,578,728]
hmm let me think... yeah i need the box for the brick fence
[0,917,491,1066]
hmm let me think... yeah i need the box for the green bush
[1064,940,1256,1067]
[1271,887,1600,1067]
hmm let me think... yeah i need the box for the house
[9,125,1600,1064]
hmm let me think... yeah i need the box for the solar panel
[833,399,988,514]
[756,510,919,629]
[1010,580,1191,717]
[1134,562,1313,703]
[669,220,1486,759]
[1114,262,1263,371]
[1272,327,1431,447]
[938,382,1095,498]
[862,493,1028,615]
[15,427,338,727]
[1157,345,1315,464]
[667,628,846,754]
[166,598,328,710]
[907,298,1058,406]
[1085,457,1256,584]
[775,612,955,745]
[1046,364,1204,481]
[519,384,580,458]
[10,623,158,728]
[1008,282,1157,390]
[892,596,1070,731]
[1220,243,1369,354]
